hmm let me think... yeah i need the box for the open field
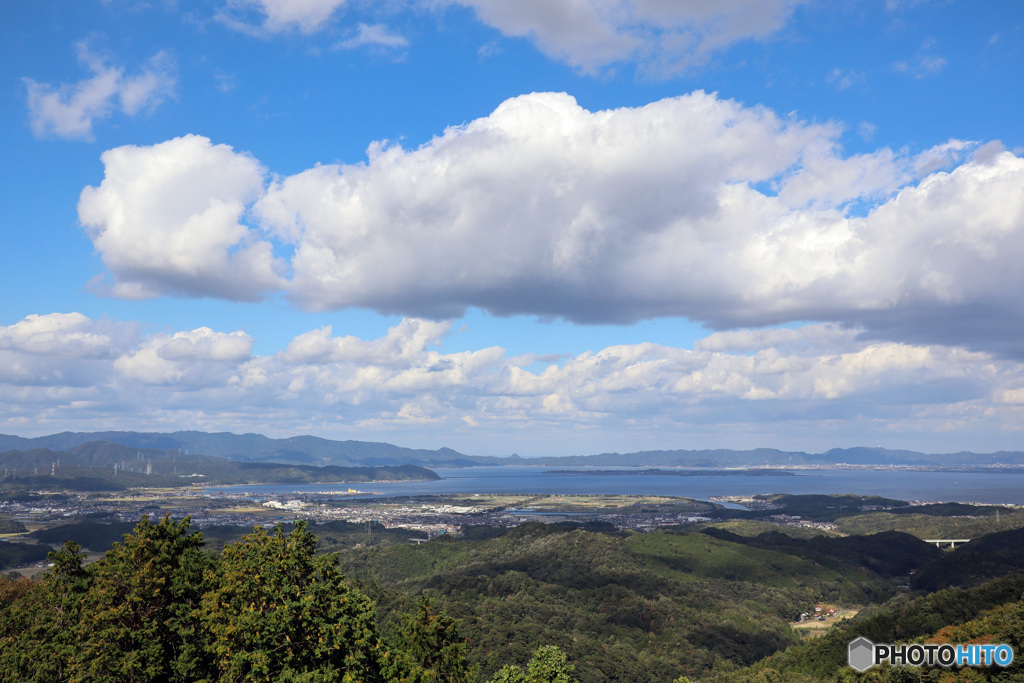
[790,607,859,639]
[219,505,289,515]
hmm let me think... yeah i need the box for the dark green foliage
[0,490,41,502]
[836,510,1024,538]
[912,527,1024,591]
[0,492,71,506]
[924,593,1024,683]
[393,596,475,683]
[71,515,215,681]
[489,646,578,683]
[344,523,905,682]
[0,541,91,681]
[720,495,911,523]
[711,575,1024,682]
[0,515,452,683]
[459,525,514,541]
[12,510,1024,683]
[200,520,387,682]
[0,518,214,681]
[698,520,829,540]
[887,503,1013,517]
[30,519,142,551]
[0,538,49,570]
[700,529,942,579]
[174,519,426,556]
[0,517,26,533]
[550,520,622,535]
[312,519,429,552]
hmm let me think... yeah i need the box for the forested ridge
[4,513,1024,682]
[702,575,1024,683]
[0,516,489,682]
[344,523,932,681]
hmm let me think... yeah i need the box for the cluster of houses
[797,605,839,622]
[769,513,838,532]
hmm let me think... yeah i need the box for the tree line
[0,515,574,682]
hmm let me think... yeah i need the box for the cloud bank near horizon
[2,312,1022,454]
[78,92,1024,356]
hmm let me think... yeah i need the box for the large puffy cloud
[78,135,284,301]
[2,314,1023,452]
[257,91,847,320]
[443,0,807,75]
[24,43,175,140]
[79,92,1024,354]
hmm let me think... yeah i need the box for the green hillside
[6,509,1024,682]
[836,510,1023,539]
[911,526,1024,592]
[341,523,929,682]
[699,574,1024,683]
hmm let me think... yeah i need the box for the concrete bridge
[923,538,971,549]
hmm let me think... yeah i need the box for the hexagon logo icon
[848,637,875,672]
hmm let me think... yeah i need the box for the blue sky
[2,0,1023,456]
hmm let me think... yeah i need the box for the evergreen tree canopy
[0,516,473,683]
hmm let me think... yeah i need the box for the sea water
[204,466,1024,505]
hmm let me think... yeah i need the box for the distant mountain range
[0,431,482,468]
[0,439,438,490]
[1,431,1023,469]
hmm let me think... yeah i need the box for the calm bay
[205,465,1024,505]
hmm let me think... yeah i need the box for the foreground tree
[200,520,387,682]
[489,645,578,683]
[0,541,90,681]
[70,515,215,681]
[0,515,476,682]
[391,595,475,683]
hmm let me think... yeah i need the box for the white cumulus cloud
[78,93,1024,355]
[0,313,133,389]
[78,134,285,301]
[114,328,253,386]
[0,313,115,358]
